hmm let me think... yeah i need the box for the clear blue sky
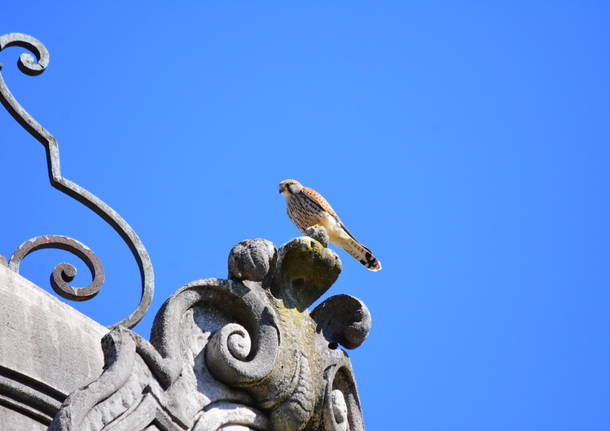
[2,2,609,429]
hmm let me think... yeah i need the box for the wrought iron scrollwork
[8,235,104,301]
[0,33,153,329]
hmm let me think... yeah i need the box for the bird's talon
[305,225,329,247]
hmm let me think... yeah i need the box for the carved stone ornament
[49,236,371,431]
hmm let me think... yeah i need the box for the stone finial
[273,236,342,311]
[311,294,372,349]
[228,238,277,282]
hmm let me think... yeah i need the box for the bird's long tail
[338,236,382,271]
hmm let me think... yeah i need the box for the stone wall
[0,263,107,430]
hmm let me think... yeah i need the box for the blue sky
[2,2,609,429]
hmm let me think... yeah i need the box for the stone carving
[49,235,370,431]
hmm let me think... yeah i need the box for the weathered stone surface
[0,264,107,428]
[272,236,342,311]
[311,295,372,350]
[228,239,277,282]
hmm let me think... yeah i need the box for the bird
[279,179,382,271]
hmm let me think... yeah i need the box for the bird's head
[279,179,303,197]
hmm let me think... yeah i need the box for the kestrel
[279,179,382,271]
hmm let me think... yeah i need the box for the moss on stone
[274,237,342,311]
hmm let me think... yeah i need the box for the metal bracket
[0,33,154,329]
